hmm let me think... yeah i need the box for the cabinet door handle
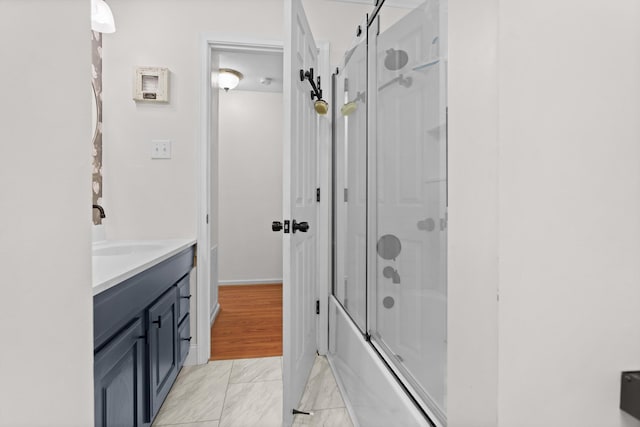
[181,337,192,342]
[180,295,192,300]
[152,316,162,329]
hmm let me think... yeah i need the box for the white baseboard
[185,303,220,367]
[183,344,199,366]
[218,278,283,286]
[210,302,220,326]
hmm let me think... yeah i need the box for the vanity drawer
[177,275,191,323]
[178,314,191,367]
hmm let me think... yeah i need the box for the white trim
[183,344,200,366]
[210,302,220,326]
[218,278,283,286]
[316,40,331,357]
[196,34,213,366]
[198,31,331,400]
[198,34,286,369]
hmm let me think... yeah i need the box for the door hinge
[315,299,320,315]
[316,188,321,202]
[344,188,348,202]
[206,214,209,224]
[193,252,197,267]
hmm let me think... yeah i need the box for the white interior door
[283,0,319,425]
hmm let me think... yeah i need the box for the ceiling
[215,50,283,93]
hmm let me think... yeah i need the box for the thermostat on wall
[133,67,169,102]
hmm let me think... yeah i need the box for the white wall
[497,1,640,426]
[218,90,283,283]
[102,0,368,242]
[302,0,371,66]
[447,0,499,425]
[451,0,640,426]
[103,0,285,241]
[0,1,94,425]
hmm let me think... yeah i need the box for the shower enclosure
[330,0,447,425]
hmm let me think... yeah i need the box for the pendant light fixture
[91,0,116,34]
[217,69,244,91]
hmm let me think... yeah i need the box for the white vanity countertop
[92,238,196,296]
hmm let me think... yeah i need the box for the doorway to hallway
[209,47,285,361]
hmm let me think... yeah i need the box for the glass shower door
[368,0,448,422]
[333,33,368,332]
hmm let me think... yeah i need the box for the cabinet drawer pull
[152,316,162,329]
[181,337,192,342]
[180,295,192,300]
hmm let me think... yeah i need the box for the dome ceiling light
[218,68,244,91]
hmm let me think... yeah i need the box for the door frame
[195,34,331,365]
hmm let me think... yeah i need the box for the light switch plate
[151,140,171,159]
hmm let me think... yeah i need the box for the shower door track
[368,336,446,426]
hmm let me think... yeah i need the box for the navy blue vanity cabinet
[177,275,192,366]
[94,245,195,427]
[148,286,180,419]
[178,313,191,366]
[177,275,191,324]
[94,318,145,427]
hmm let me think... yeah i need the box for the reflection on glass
[334,36,367,332]
[332,0,447,422]
[371,0,448,422]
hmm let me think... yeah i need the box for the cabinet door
[94,318,145,427]
[177,274,191,324]
[178,313,191,368]
[148,286,179,419]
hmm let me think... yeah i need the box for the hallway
[210,284,283,361]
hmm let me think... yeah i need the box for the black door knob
[292,220,309,233]
[272,221,283,232]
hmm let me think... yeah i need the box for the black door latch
[272,220,291,233]
[292,220,309,233]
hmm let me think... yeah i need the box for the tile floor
[152,355,354,427]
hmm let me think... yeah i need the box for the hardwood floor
[210,283,283,360]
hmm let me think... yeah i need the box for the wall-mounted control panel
[133,67,169,102]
